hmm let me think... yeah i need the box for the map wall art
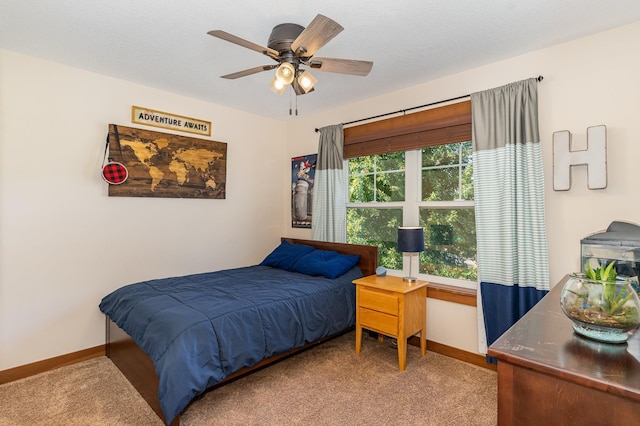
[106,124,227,199]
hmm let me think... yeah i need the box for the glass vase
[560,274,640,343]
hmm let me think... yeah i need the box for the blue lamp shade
[398,227,425,253]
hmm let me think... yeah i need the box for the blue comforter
[99,265,361,424]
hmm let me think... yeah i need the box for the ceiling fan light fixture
[270,76,288,94]
[297,70,317,93]
[275,62,295,85]
[208,14,373,104]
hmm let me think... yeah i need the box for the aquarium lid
[581,221,640,247]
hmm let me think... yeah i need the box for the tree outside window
[347,142,477,284]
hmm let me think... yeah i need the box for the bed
[100,238,377,425]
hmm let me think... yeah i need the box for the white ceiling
[2,1,640,121]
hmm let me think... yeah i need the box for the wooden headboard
[281,238,378,277]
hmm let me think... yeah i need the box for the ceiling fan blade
[291,14,344,57]
[308,58,373,76]
[221,64,277,79]
[207,30,279,60]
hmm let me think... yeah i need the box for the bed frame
[105,238,378,425]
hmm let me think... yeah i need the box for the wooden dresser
[488,275,640,425]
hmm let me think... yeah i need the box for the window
[349,152,405,203]
[347,153,405,271]
[419,142,477,282]
[344,101,476,287]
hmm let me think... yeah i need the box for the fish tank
[581,221,640,294]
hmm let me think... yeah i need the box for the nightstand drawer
[358,307,398,335]
[359,287,399,315]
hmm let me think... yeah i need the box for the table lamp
[398,227,425,282]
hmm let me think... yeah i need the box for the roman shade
[343,100,471,158]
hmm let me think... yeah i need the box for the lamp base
[403,276,418,283]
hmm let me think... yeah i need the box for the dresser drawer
[358,307,398,336]
[359,287,399,315]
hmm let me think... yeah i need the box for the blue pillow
[259,240,316,271]
[291,249,361,279]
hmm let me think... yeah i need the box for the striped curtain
[471,78,550,356]
[312,124,347,243]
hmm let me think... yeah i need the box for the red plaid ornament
[102,162,128,185]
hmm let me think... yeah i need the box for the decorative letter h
[553,125,607,191]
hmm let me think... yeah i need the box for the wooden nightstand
[353,275,427,371]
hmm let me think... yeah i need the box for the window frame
[346,148,476,290]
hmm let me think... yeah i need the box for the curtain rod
[314,75,543,132]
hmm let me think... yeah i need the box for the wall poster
[291,154,317,228]
[106,124,226,199]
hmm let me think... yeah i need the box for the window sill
[427,282,476,307]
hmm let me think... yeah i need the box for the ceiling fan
[207,14,373,96]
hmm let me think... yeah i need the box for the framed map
[106,124,226,199]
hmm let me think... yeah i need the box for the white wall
[284,21,640,354]
[3,21,640,369]
[0,50,287,370]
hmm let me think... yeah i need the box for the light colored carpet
[0,356,162,426]
[0,332,497,425]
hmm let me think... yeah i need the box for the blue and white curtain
[312,124,347,243]
[471,78,550,356]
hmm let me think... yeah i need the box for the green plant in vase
[561,261,640,343]
[584,261,637,318]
